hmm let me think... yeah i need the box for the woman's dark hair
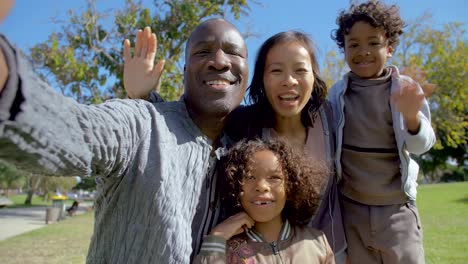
[220,139,328,226]
[247,31,328,128]
[332,1,405,51]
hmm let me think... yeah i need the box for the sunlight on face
[240,150,286,224]
[263,41,315,120]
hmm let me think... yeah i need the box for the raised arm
[0,35,153,178]
[391,76,436,154]
[124,27,165,100]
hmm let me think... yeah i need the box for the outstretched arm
[124,27,165,100]
[0,12,153,178]
[0,0,14,93]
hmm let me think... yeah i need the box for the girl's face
[263,41,315,120]
[239,150,286,224]
[344,21,394,79]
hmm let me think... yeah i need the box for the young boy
[328,1,436,263]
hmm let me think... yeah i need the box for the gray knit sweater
[0,35,218,264]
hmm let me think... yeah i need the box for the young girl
[194,139,334,263]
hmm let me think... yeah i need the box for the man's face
[184,19,248,118]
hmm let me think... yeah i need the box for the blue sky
[1,0,467,80]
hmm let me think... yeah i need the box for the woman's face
[263,41,314,120]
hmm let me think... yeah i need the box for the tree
[73,177,97,192]
[322,49,347,89]
[30,0,255,103]
[0,162,25,196]
[36,176,79,201]
[23,174,42,205]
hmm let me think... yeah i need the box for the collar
[213,132,235,160]
[246,220,292,243]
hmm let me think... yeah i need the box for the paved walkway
[0,203,92,241]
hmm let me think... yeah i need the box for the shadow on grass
[455,197,468,204]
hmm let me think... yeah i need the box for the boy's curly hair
[332,1,405,50]
[220,139,329,227]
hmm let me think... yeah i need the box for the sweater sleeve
[192,235,227,264]
[0,35,153,178]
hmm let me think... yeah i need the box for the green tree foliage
[0,161,25,196]
[394,15,467,181]
[29,0,253,103]
[38,176,79,201]
[21,174,78,202]
[73,177,97,192]
[322,49,347,89]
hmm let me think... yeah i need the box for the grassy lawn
[418,182,468,264]
[6,194,73,208]
[0,183,466,263]
[0,212,94,264]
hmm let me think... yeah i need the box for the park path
[0,203,92,241]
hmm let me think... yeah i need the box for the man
[0,1,248,262]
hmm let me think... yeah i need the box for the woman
[226,31,346,262]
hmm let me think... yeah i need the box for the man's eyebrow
[191,41,212,48]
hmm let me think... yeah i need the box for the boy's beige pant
[340,196,425,264]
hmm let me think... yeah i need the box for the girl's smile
[240,150,286,224]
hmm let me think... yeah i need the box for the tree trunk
[24,174,41,205]
[24,189,33,205]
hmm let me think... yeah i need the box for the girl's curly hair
[219,139,329,227]
[332,1,405,50]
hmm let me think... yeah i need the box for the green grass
[0,183,466,263]
[418,182,468,264]
[0,212,94,264]
[6,194,73,208]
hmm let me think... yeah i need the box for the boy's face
[239,150,286,224]
[344,21,394,79]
